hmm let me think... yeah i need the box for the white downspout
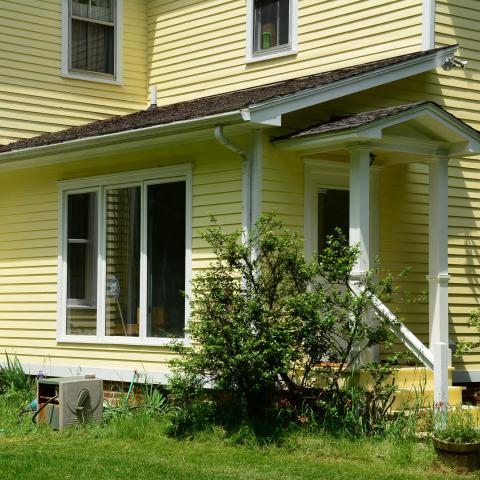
[214,126,252,238]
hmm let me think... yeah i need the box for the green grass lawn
[0,393,475,480]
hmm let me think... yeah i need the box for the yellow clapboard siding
[147,0,422,103]
[0,0,148,145]
[0,140,242,373]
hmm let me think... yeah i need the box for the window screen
[70,0,115,75]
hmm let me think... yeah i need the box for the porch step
[390,385,465,411]
[357,366,462,411]
[357,366,455,391]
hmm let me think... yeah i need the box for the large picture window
[59,166,192,345]
[62,0,122,82]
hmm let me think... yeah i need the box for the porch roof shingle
[279,101,480,140]
[0,45,455,154]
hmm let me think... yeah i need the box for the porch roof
[0,44,457,161]
[273,101,480,158]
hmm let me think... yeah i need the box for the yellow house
[0,0,480,405]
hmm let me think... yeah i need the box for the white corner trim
[61,0,123,84]
[422,0,436,51]
[245,0,299,62]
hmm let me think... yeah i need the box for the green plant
[0,354,32,395]
[434,406,480,443]
[170,214,404,436]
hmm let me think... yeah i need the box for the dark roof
[0,45,455,154]
[279,101,480,140]
[285,102,426,138]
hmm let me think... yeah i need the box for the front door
[317,188,349,251]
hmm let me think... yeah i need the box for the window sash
[253,0,291,53]
[68,0,116,76]
[58,167,192,345]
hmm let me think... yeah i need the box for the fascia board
[274,130,380,151]
[274,102,480,156]
[248,46,458,123]
[0,111,244,170]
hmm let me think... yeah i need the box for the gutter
[0,44,457,170]
[0,111,244,169]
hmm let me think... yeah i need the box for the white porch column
[428,155,451,416]
[349,147,370,276]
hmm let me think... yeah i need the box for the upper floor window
[247,0,298,61]
[61,0,123,83]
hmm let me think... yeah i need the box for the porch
[273,101,480,408]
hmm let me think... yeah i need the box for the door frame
[304,158,380,261]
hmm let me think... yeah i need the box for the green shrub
[170,214,404,437]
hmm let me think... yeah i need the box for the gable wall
[147,0,423,105]
[0,0,148,146]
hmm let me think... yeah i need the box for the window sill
[246,49,297,64]
[57,335,191,347]
[61,70,122,85]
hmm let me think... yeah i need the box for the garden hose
[32,395,59,424]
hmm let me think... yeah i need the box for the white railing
[350,283,434,370]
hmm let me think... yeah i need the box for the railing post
[433,342,449,429]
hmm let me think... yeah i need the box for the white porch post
[349,147,372,364]
[428,155,451,422]
[349,147,370,276]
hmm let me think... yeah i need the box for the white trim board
[18,362,170,384]
[247,45,457,124]
[422,0,436,51]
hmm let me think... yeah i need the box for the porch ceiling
[273,101,480,161]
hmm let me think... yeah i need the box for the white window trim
[57,164,193,346]
[61,0,123,84]
[246,0,298,62]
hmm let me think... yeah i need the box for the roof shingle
[0,45,454,154]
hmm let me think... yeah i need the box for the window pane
[317,189,349,251]
[147,182,186,338]
[72,0,89,18]
[105,187,141,337]
[90,0,114,22]
[72,0,114,22]
[253,0,290,52]
[71,19,115,74]
[66,192,97,336]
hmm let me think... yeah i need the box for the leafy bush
[170,214,402,437]
[0,354,32,395]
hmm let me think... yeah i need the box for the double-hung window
[58,166,192,345]
[247,0,298,61]
[62,0,122,82]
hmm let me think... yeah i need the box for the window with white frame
[63,0,121,80]
[248,0,297,60]
[59,166,192,343]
